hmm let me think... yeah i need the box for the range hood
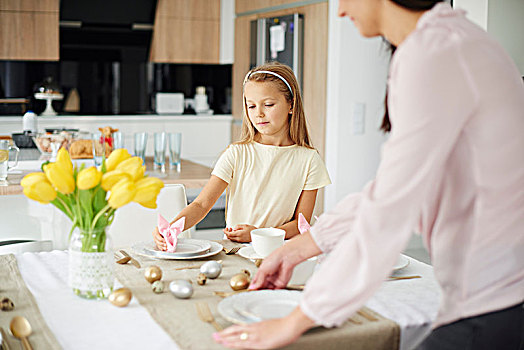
[60,0,157,59]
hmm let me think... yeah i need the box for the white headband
[243,70,294,97]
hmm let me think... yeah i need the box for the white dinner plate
[218,290,302,325]
[132,241,222,260]
[393,254,410,272]
[238,246,264,260]
[142,239,211,257]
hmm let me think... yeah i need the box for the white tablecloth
[16,251,440,350]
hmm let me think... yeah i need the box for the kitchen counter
[0,156,212,196]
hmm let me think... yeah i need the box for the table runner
[116,250,400,350]
[0,254,61,350]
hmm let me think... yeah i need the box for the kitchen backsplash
[0,60,232,116]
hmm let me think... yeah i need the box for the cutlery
[114,251,131,264]
[348,317,363,325]
[195,302,223,331]
[174,260,222,271]
[357,309,378,322]
[9,316,32,350]
[119,250,141,268]
[0,326,11,350]
[223,246,241,255]
[387,275,421,281]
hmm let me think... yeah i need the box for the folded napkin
[298,213,311,234]
[157,214,185,253]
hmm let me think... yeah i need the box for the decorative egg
[229,272,251,291]
[109,288,132,307]
[200,261,222,279]
[0,297,14,311]
[152,280,165,293]
[197,273,207,285]
[144,265,162,284]
[169,280,194,299]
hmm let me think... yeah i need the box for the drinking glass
[134,132,148,165]
[168,132,182,172]
[92,132,105,167]
[112,131,124,150]
[154,132,167,172]
[0,140,19,182]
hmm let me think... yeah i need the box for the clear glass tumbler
[112,131,124,150]
[154,132,167,172]
[92,132,105,167]
[168,132,182,172]
[134,132,148,165]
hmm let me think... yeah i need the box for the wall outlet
[352,102,365,135]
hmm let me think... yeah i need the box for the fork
[114,251,131,264]
[224,246,241,255]
[195,302,223,331]
[119,250,141,268]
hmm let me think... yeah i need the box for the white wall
[324,0,390,210]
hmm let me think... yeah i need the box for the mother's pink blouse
[303,3,524,328]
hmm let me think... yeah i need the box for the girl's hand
[225,224,257,242]
[213,307,315,349]
[152,227,167,251]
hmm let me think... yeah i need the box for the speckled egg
[151,280,165,293]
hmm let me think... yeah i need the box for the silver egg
[152,280,165,294]
[200,260,222,279]
[169,280,194,299]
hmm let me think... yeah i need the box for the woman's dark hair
[381,0,445,132]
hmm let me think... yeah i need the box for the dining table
[0,244,441,350]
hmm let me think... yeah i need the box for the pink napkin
[298,213,311,234]
[157,214,185,252]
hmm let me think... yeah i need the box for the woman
[214,0,524,349]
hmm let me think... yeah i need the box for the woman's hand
[225,224,257,242]
[213,307,316,349]
[249,245,295,290]
[152,227,166,251]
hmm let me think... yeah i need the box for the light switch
[352,102,365,135]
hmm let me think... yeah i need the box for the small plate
[393,255,410,272]
[238,246,263,260]
[218,290,302,325]
[143,239,211,257]
[132,241,222,260]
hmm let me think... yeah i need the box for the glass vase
[68,226,114,299]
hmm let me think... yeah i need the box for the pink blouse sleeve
[302,33,478,327]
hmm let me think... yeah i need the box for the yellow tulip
[133,177,164,208]
[115,157,145,181]
[44,162,75,194]
[56,148,73,175]
[106,148,131,172]
[21,172,48,187]
[77,167,102,190]
[23,180,57,203]
[108,178,136,208]
[101,170,132,191]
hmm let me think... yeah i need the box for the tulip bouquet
[21,148,164,253]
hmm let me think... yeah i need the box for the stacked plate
[218,290,302,325]
[132,239,223,260]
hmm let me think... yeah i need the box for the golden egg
[229,272,251,291]
[109,288,132,307]
[144,265,162,284]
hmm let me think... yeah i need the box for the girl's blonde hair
[237,62,313,148]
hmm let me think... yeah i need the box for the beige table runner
[116,250,399,350]
[0,254,61,350]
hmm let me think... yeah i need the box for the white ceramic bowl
[250,228,285,258]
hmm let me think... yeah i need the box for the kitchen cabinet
[0,0,59,61]
[150,0,229,64]
[0,115,233,167]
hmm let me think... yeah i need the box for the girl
[153,62,331,248]
[215,1,524,349]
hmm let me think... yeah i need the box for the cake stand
[34,92,64,116]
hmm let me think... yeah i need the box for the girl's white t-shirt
[211,142,331,229]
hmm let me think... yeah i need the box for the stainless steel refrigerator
[250,14,304,87]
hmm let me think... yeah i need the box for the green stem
[56,196,74,220]
[91,204,111,231]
